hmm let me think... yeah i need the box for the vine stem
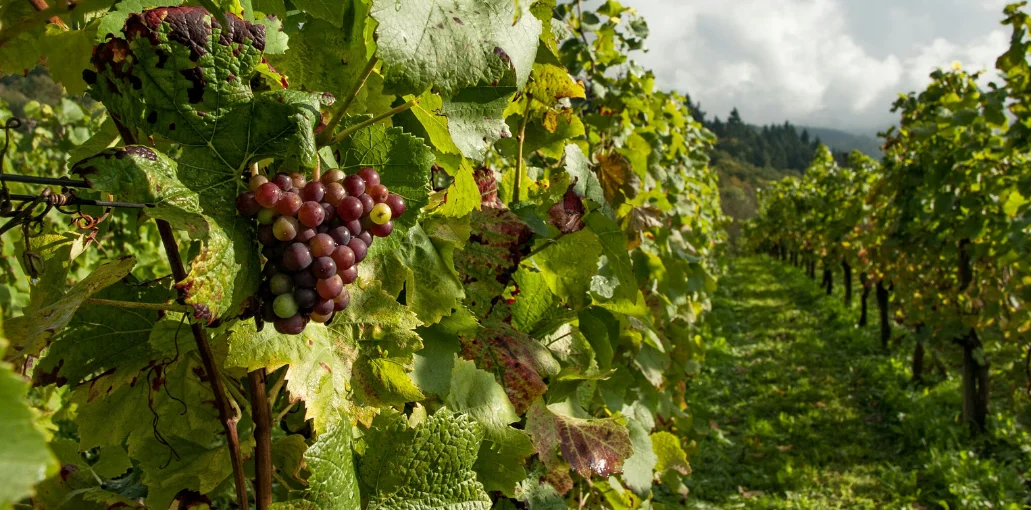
[329,99,418,146]
[248,368,273,510]
[312,158,321,183]
[156,220,249,509]
[318,56,379,147]
[513,94,533,205]
[85,298,192,314]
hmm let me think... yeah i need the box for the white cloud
[606,0,1011,133]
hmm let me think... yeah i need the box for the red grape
[343,175,366,196]
[294,269,317,288]
[336,196,363,222]
[321,203,337,222]
[321,169,345,184]
[258,225,277,246]
[324,183,346,206]
[302,182,325,202]
[310,233,337,258]
[272,173,293,191]
[345,220,362,236]
[358,167,381,187]
[367,184,389,203]
[294,288,318,309]
[358,231,373,247]
[357,194,375,215]
[339,265,358,284]
[276,192,302,215]
[329,226,351,246]
[369,221,393,237]
[274,315,308,335]
[313,298,335,316]
[290,173,307,189]
[255,182,282,208]
[331,245,356,269]
[385,194,406,218]
[333,287,351,311]
[298,201,326,228]
[316,275,344,300]
[296,227,317,244]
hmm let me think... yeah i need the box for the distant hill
[801,127,882,158]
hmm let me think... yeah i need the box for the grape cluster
[236,167,405,334]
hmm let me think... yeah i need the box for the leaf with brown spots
[526,401,633,478]
[459,321,559,415]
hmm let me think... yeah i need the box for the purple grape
[294,269,317,289]
[385,194,406,219]
[296,227,317,244]
[299,201,326,228]
[345,220,362,236]
[369,221,393,238]
[283,243,313,271]
[358,167,381,187]
[317,275,344,300]
[343,174,366,196]
[339,265,358,285]
[313,298,335,316]
[258,225,277,246]
[324,182,346,206]
[294,288,318,310]
[272,173,293,191]
[347,238,368,263]
[274,315,308,335]
[333,287,351,311]
[336,196,363,222]
[329,226,351,246]
[236,192,262,216]
[332,245,356,269]
[357,194,375,215]
[302,182,326,202]
[367,184,389,203]
[312,257,338,279]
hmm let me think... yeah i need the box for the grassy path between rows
[682,257,1030,510]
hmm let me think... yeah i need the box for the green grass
[683,256,1031,510]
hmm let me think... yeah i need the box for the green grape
[273,293,299,319]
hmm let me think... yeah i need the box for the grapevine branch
[248,368,273,510]
[318,56,380,146]
[513,94,533,205]
[85,298,193,314]
[329,99,418,146]
[156,220,250,509]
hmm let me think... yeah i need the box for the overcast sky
[606,0,1012,134]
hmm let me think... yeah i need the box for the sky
[603,0,1013,134]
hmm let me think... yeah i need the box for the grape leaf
[459,321,559,415]
[293,0,347,26]
[130,435,235,510]
[514,465,567,510]
[394,91,464,155]
[266,7,390,115]
[528,229,602,307]
[454,207,533,317]
[526,401,633,478]
[370,0,541,97]
[443,87,515,161]
[585,212,636,302]
[35,278,175,388]
[368,222,465,324]
[3,255,135,360]
[621,418,657,496]
[445,359,534,496]
[0,340,57,507]
[429,152,482,218]
[359,408,491,510]
[411,318,464,398]
[511,268,553,331]
[74,146,258,323]
[271,435,308,484]
[273,417,360,510]
[650,431,691,477]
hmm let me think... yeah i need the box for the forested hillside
[686,102,881,241]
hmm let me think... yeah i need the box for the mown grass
[684,256,1031,510]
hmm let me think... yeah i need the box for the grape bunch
[235,167,406,334]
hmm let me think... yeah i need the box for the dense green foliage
[0,0,724,508]
[688,257,1030,509]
